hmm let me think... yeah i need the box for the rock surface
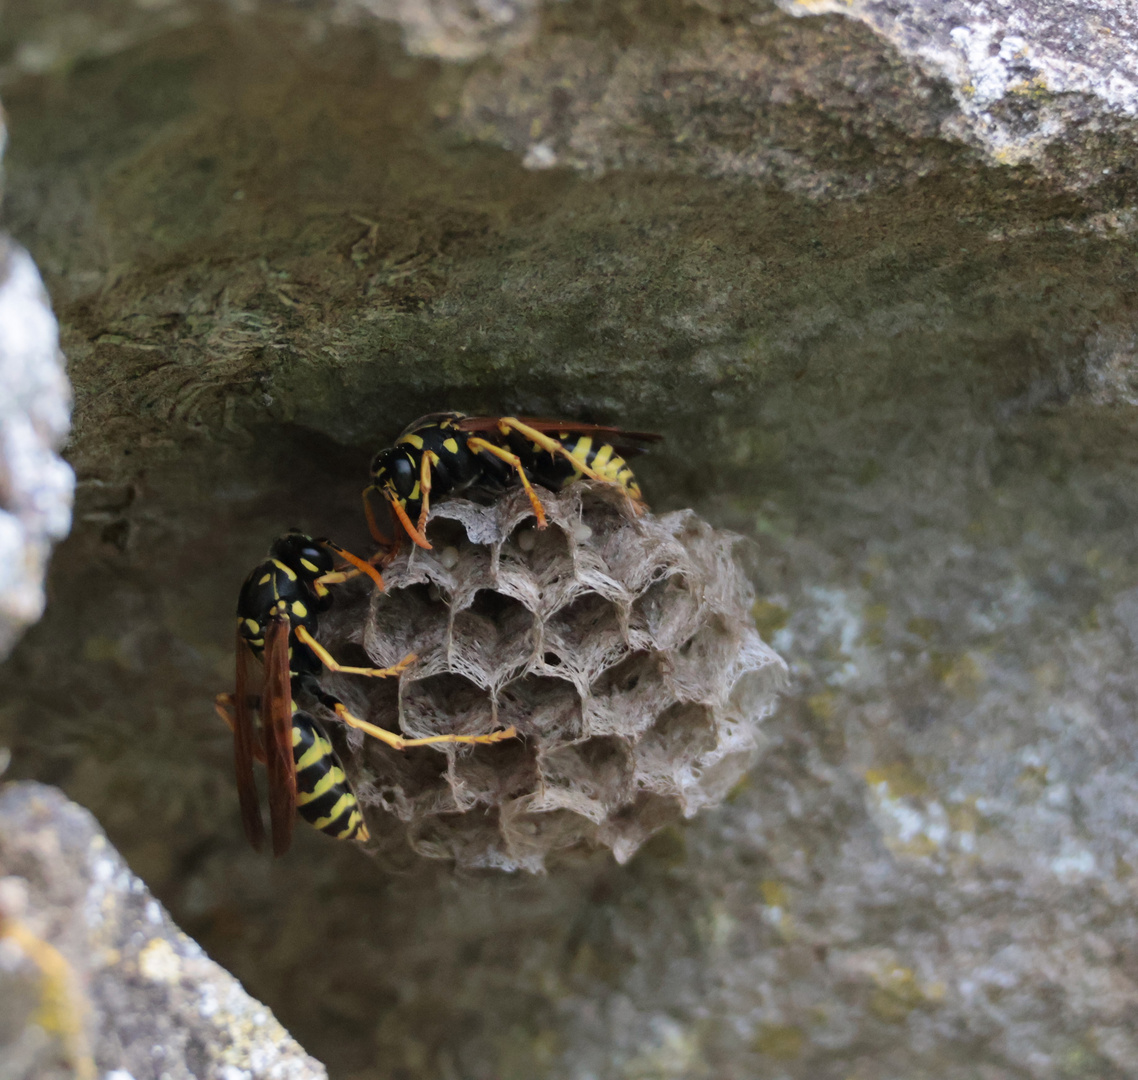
[0,2,1138,1079]
[0,238,73,661]
[0,781,327,1080]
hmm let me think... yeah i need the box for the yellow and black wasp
[215,532,517,855]
[363,413,661,549]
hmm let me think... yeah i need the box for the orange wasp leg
[317,540,385,591]
[388,496,432,550]
[465,436,549,529]
[215,692,267,761]
[362,484,391,545]
[293,625,417,678]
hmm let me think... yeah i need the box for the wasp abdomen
[525,432,642,500]
[292,713,369,842]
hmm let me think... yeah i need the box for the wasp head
[271,532,335,580]
[369,446,419,507]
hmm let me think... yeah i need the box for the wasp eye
[386,455,417,497]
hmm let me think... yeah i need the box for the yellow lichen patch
[751,599,788,639]
[0,918,94,1080]
[864,763,962,859]
[861,602,888,646]
[1017,763,1049,792]
[865,762,927,800]
[863,554,888,577]
[905,616,939,641]
[807,692,838,722]
[868,964,925,1022]
[944,652,983,695]
[752,1023,804,1060]
[759,879,788,909]
[139,936,182,983]
[1033,661,1062,691]
[1008,76,1051,100]
[927,651,983,695]
[946,798,981,836]
[82,634,124,665]
[897,833,939,858]
[758,879,794,938]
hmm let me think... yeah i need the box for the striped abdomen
[292,713,369,842]
[533,432,642,500]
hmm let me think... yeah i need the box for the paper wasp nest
[321,483,786,872]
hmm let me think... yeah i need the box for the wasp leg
[215,692,236,732]
[373,518,402,565]
[299,676,518,749]
[293,625,417,678]
[213,696,267,764]
[416,450,441,537]
[387,496,432,550]
[466,436,548,528]
[315,540,385,591]
[362,484,391,545]
[337,704,517,749]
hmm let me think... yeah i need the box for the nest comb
[318,483,787,871]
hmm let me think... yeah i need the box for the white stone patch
[523,142,558,170]
[806,585,868,686]
[0,242,74,657]
[220,1067,253,1080]
[1050,841,1097,882]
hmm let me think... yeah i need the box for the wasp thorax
[318,481,787,872]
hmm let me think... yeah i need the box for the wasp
[363,413,661,549]
[215,532,517,855]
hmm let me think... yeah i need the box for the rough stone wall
[0,782,326,1080]
[1,2,1138,1079]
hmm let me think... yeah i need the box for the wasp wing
[262,614,298,857]
[456,416,662,458]
[233,630,266,852]
[395,411,464,440]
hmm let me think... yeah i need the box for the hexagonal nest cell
[318,483,787,871]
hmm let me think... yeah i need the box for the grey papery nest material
[318,483,787,872]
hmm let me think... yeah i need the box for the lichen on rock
[0,781,327,1080]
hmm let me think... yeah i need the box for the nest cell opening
[584,650,672,738]
[498,673,584,742]
[398,671,495,739]
[450,589,536,687]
